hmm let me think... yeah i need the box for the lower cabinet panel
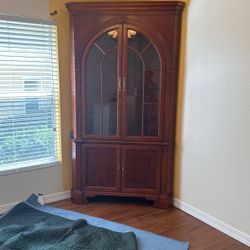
[83,144,121,192]
[81,143,162,199]
[121,145,161,194]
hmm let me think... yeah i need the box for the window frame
[0,15,61,175]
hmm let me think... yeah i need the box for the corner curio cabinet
[66,1,185,208]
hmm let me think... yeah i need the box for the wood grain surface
[52,197,248,250]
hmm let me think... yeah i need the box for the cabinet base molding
[71,190,85,204]
[71,190,173,209]
[154,195,173,209]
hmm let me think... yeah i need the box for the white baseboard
[43,191,71,204]
[173,198,250,247]
[0,191,71,215]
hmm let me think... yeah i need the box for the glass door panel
[143,104,159,136]
[126,49,143,136]
[86,104,101,134]
[102,49,117,135]
[86,29,119,136]
[125,29,161,137]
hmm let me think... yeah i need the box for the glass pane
[86,44,102,104]
[95,32,118,53]
[127,30,150,53]
[144,70,160,103]
[103,103,117,135]
[102,50,117,103]
[126,49,143,136]
[86,69,100,103]
[143,104,159,136]
[86,44,103,69]
[102,49,117,135]
[126,29,161,137]
[141,44,160,69]
[86,104,101,135]
[85,29,118,136]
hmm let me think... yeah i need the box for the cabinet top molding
[66,1,185,14]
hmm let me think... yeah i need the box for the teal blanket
[0,202,137,250]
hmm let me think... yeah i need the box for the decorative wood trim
[43,191,71,204]
[174,198,250,247]
[72,139,174,147]
[66,2,185,14]
[82,190,160,202]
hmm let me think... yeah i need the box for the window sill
[0,161,61,176]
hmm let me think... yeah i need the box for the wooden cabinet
[122,145,161,194]
[83,144,121,192]
[66,1,185,208]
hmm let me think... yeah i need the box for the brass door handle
[122,77,126,92]
[118,77,122,92]
[117,162,121,172]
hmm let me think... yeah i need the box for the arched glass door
[85,27,121,136]
[84,26,161,139]
[123,28,161,137]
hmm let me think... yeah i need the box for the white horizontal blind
[0,17,61,171]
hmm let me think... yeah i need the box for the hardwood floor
[52,197,248,250]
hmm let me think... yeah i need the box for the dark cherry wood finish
[82,144,120,192]
[66,2,185,208]
[121,145,161,194]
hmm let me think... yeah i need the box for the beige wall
[175,0,250,236]
[0,0,50,19]
[0,0,63,205]
[50,0,250,237]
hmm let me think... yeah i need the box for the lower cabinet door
[121,145,161,194]
[82,144,121,192]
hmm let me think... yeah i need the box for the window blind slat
[0,18,61,170]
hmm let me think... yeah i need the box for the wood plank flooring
[52,197,249,250]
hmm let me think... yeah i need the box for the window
[0,16,61,173]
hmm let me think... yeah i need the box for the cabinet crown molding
[66,1,185,14]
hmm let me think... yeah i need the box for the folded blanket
[0,202,137,250]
